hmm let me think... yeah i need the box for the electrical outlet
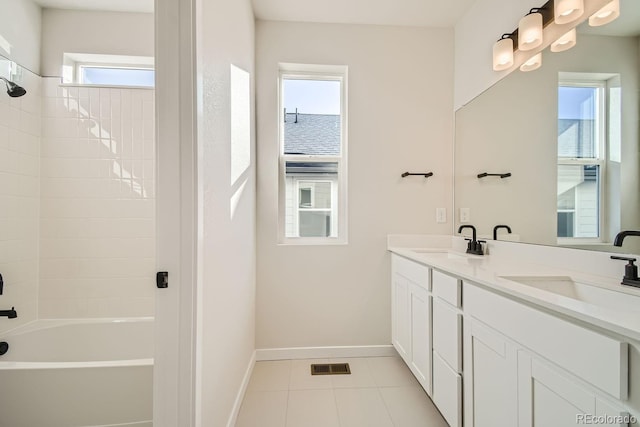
[460,208,470,223]
[436,208,447,223]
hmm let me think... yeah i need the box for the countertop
[388,244,640,342]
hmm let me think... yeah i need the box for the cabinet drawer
[433,298,462,373]
[465,282,628,400]
[433,351,462,427]
[432,270,461,307]
[392,254,430,289]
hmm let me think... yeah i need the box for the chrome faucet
[458,225,485,255]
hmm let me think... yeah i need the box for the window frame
[557,79,607,245]
[278,64,348,245]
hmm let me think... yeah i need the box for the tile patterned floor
[235,356,449,427]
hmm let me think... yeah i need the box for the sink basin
[408,249,468,260]
[499,275,640,312]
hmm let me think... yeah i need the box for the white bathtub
[0,318,153,427]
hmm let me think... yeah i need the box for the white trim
[277,64,349,245]
[557,78,607,242]
[255,345,397,361]
[225,351,257,427]
[154,0,198,426]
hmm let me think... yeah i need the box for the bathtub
[0,318,153,427]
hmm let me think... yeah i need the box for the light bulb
[555,0,584,24]
[589,0,620,26]
[518,12,543,51]
[551,28,577,52]
[493,37,514,71]
[520,53,542,72]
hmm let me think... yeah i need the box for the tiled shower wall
[0,70,41,333]
[39,78,155,318]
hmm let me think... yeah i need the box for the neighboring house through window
[279,64,347,243]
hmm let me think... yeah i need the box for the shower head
[0,76,27,98]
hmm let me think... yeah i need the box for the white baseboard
[255,345,396,361]
[226,350,256,427]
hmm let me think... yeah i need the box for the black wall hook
[478,172,512,179]
[401,172,433,178]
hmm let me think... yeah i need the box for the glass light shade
[554,0,584,24]
[493,37,514,71]
[518,13,543,51]
[589,0,620,26]
[520,53,542,72]
[551,28,577,52]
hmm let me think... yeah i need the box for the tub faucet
[0,307,17,319]
[458,225,485,255]
[613,230,640,247]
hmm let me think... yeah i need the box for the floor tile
[334,388,394,427]
[235,390,288,427]
[247,360,291,391]
[289,358,333,390]
[328,358,376,389]
[286,389,340,427]
[367,356,419,387]
[379,386,448,427]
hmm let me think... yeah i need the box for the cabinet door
[517,353,628,427]
[392,274,410,362]
[410,283,431,395]
[463,319,518,427]
[433,351,462,427]
[433,297,462,373]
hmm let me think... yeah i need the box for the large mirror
[454,0,640,254]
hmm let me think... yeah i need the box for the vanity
[389,235,640,427]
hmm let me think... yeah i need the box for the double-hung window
[279,64,348,244]
[557,79,606,242]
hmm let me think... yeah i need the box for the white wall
[0,65,41,333]
[40,9,154,77]
[256,21,454,350]
[0,0,41,74]
[39,79,156,318]
[196,0,256,425]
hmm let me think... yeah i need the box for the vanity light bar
[492,0,554,71]
[492,0,619,72]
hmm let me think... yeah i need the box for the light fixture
[493,34,514,71]
[518,9,543,51]
[520,53,542,72]
[554,0,584,24]
[589,0,620,26]
[551,28,577,52]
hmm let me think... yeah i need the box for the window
[279,64,347,244]
[62,53,155,88]
[557,80,605,242]
[79,66,155,87]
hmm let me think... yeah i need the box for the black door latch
[156,271,169,288]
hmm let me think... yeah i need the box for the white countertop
[388,239,640,342]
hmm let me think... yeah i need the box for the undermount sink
[409,249,468,260]
[498,275,640,312]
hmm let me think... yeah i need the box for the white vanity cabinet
[432,270,463,427]
[464,282,630,427]
[391,254,432,395]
